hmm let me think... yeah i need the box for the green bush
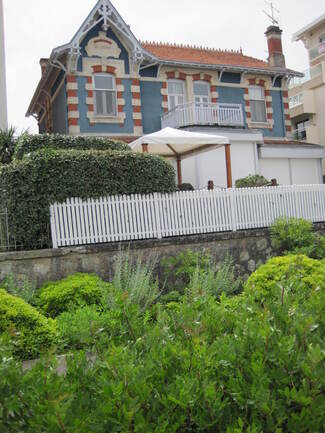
[161,250,211,293]
[57,306,108,351]
[1,277,325,431]
[245,254,325,302]
[0,148,176,249]
[37,273,106,318]
[0,127,16,165]
[271,217,325,259]
[235,174,270,188]
[0,289,57,359]
[14,133,130,159]
[178,182,194,191]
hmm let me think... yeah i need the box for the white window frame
[248,85,267,123]
[93,73,118,117]
[167,79,186,111]
[193,81,210,104]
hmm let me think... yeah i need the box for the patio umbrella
[130,127,232,187]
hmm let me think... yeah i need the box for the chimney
[265,25,285,68]
[39,58,49,76]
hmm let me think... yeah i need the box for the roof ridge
[140,40,242,55]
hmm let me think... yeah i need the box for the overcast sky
[2,0,325,133]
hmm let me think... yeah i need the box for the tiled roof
[141,41,270,70]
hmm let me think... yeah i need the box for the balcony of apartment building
[309,40,325,65]
[161,102,244,129]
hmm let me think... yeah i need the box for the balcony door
[167,80,186,111]
[193,81,211,124]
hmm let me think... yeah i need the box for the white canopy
[130,127,229,159]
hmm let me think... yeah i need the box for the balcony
[309,41,325,61]
[161,102,244,129]
[289,93,303,109]
[289,64,323,88]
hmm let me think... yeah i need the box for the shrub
[189,255,243,297]
[0,149,176,249]
[1,274,36,304]
[245,254,325,302]
[37,273,106,318]
[113,253,160,311]
[1,279,325,431]
[0,127,16,165]
[57,306,108,351]
[14,133,130,159]
[271,217,314,253]
[0,289,57,359]
[235,174,270,188]
[161,250,211,293]
[178,182,194,191]
[271,217,325,259]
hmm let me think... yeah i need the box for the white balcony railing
[289,93,303,109]
[161,102,244,129]
[289,64,322,88]
[309,42,325,61]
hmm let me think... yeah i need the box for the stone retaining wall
[1,223,325,287]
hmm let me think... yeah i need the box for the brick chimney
[39,58,49,76]
[265,25,286,68]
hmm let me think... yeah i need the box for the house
[0,0,8,130]
[26,0,324,187]
[289,13,325,171]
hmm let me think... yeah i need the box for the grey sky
[2,0,325,133]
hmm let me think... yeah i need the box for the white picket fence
[50,185,325,248]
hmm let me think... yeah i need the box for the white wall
[182,141,257,188]
[0,0,7,130]
[259,158,322,185]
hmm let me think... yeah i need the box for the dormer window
[93,74,117,116]
[249,86,267,123]
[193,81,210,104]
[167,80,185,110]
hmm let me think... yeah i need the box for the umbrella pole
[177,157,182,186]
[225,144,232,188]
[142,143,148,153]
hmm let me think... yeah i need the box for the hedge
[0,149,176,249]
[37,273,106,318]
[0,289,57,359]
[14,133,130,159]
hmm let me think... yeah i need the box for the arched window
[167,80,186,110]
[193,81,210,104]
[93,74,117,116]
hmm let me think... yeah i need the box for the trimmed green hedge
[0,289,57,359]
[0,149,176,249]
[37,273,106,318]
[14,133,130,159]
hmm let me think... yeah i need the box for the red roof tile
[141,42,270,70]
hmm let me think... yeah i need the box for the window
[249,86,267,123]
[93,74,117,116]
[167,80,185,110]
[295,119,309,140]
[193,81,210,104]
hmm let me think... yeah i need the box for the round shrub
[245,254,325,302]
[37,273,106,318]
[0,149,176,249]
[14,133,130,159]
[235,174,270,188]
[0,289,57,359]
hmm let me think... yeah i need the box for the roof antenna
[263,1,280,26]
